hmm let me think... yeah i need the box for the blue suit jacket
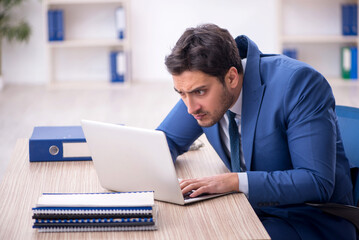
[157,36,355,238]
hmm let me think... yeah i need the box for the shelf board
[327,77,359,86]
[281,35,358,44]
[46,0,123,5]
[48,39,126,48]
[47,80,130,90]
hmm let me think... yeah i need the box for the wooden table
[0,138,270,239]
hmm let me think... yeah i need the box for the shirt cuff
[237,172,249,197]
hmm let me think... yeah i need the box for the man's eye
[196,90,205,95]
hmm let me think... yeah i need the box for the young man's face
[173,70,239,127]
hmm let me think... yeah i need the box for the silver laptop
[81,119,227,205]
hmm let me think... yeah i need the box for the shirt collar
[229,91,242,117]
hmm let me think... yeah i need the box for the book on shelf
[32,191,157,232]
[55,10,64,41]
[341,46,358,80]
[29,126,91,162]
[282,48,297,60]
[342,4,358,36]
[110,50,126,83]
[341,46,351,79]
[47,9,65,42]
[47,10,56,41]
[351,4,358,36]
[115,7,126,40]
[350,47,358,80]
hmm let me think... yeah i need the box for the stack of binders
[32,191,157,232]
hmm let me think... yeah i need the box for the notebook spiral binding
[37,225,158,233]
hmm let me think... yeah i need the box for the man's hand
[179,173,239,198]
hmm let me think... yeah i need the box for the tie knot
[226,110,236,120]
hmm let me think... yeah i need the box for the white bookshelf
[48,39,127,48]
[43,0,131,88]
[47,0,124,4]
[277,0,359,82]
[281,35,358,44]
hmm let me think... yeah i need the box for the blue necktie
[227,110,244,172]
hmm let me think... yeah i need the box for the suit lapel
[235,36,266,171]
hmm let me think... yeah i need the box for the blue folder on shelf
[55,9,64,41]
[110,51,119,82]
[351,4,358,36]
[282,48,297,60]
[29,126,92,162]
[115,7,126,40]
[341,46,351,79]
[47,10,56,41]
[110,51,125,83]
[350,47,358,80]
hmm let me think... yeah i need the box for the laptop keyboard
[183,190,210,200]
[183,190,194,200]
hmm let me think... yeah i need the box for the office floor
[0,80,359,182]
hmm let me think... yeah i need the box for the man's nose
[186,97,201,115]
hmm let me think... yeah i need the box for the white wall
[2,0,277,84]
[130,0,277,82]
[2,0,46,84]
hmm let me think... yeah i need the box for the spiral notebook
[32,191,157,232]
[35,191,154,207]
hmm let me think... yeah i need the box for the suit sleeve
[156,99,203,161]
[247,67,340,207]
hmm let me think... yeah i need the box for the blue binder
[117,51,125,82]
[350,47,358,80]
[110,51,126,82]
[55,9,64,41]
[351,4,358,36]
[47,10,56,41]
[115,7,126,40]
[29,126,92,162]
[282,48,297,60]
[110,51,119,82]
[341,46,351,79]
[342,4,351,36]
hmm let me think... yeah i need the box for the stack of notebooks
[32,191,157,232]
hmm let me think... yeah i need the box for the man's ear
[225,67,240,89]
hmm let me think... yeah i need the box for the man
[157,24,356,239]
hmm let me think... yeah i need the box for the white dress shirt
[219,59,249,196]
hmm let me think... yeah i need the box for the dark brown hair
[165,24,242,84]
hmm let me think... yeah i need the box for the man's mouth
[193,113,206,120]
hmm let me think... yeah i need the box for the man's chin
[196,119,216,128]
